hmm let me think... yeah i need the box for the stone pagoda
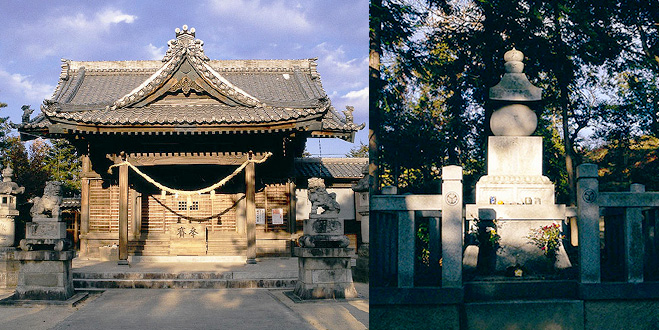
[466,48,571,273]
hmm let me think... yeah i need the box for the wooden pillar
[131,191,141,240]
[245,157,256,264]
[79,155,91,258]
[288,181,296,232]
[118,162,129,265]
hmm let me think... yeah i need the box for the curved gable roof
[22,25,361,141]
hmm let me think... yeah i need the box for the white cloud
[313,43,368,92]
[65,10,134,33]
[343,87,368,101]
[57,8,137,32]
[0,69,55,103]
[98,9,137,25]
[146,43,165,60]
[208,0,311,33]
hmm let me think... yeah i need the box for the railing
[370,166,463,304]
[372,163,659,305]
[577,164,659,290]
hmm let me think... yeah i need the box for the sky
[0,0,368,157]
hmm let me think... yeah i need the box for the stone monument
[0,166,24,288]
[466,48,571,274]
[14,181,75,300]
[293,178,357,299]
[352,165,369,282]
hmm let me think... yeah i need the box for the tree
[346,142,369,158]
[45,139,81,194]
[5,137,49,198]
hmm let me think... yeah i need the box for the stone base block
[14,250,75,300]
[465,300,584,330]
[0,249,18,288]
[25,222,66,240]
[353,244,369,282]
[492,220,571,273]
[98,245,119,261]
[293,247,357,299]
[487,136,543,176]
[304,215,344,236]
[476,179,555,205]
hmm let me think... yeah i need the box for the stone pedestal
[21,217,69,252]
[0,248,19,288]
[13,250,75,300]
[299,214,350,248]
[293,247,358,299]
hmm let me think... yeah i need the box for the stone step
[73,270,297,280]
[73,278,296,290]
[464,299,584,330]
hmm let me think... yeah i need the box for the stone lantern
[0,166,25,247]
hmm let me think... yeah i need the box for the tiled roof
[294,157,367,179]
[20,26,360,140]
[47,103,324,126]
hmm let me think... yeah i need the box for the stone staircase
[73,271,297,289]
[71,258,298,290]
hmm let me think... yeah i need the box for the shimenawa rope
[109,152,272,196]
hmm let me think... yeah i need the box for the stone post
[352,165,369,282]
[625,183,645,283]
[441,165,463,288]
[576,163,600,283]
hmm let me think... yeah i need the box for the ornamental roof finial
[162,25,208,62]
[175,25,195,39]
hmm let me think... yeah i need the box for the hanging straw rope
[109,152,272,196]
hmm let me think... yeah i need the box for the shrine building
[19,25,362,264]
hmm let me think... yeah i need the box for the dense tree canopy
[372,0,659,200]
[0,103,81,198]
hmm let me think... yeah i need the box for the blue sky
[0,0,368,156]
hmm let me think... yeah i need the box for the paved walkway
[0,258,369,330]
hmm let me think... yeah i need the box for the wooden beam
[107,152,268,166]
[118,163,129,265]
[245,159,256,264]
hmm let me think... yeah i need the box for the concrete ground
[0,258,368,330]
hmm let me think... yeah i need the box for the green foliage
[373,0,659,195]
[586,135,659,191]
[345,142,369,158]
[5,137,50,198]
[44,139,81,194]
[526,223,565,260]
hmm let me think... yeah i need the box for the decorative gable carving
[110,25,265,110]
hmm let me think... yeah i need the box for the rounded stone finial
[2,166,13,182]
[503,48,524,73]
[504,48,524,62]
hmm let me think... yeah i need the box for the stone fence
[370,166,463,304]
[371,163,659,305]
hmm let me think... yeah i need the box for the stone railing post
[441,166,463,288]
[576,163,600,283]
[625,183,645,283]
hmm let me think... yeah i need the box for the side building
[19,26,362,263]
